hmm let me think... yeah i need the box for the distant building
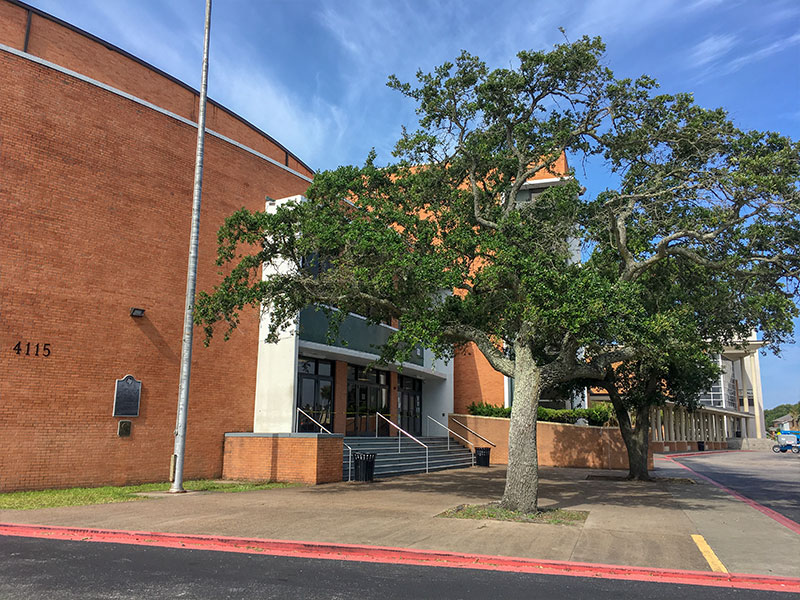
[772,414,799,431]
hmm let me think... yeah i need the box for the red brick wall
[0,16,311,491]
[0,2,312,178]
[449,414,654,470]
[453,344,505,414]
[333,361,348,435]
[0,0,25,49]
[222,434,343,484]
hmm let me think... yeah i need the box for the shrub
[466,402,511,418]
[466,402,615,427]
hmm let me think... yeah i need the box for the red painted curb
[1,522,798,593]
[664,456,800,536]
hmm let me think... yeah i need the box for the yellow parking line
[691,534,728,573]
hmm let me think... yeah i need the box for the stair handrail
[375,412,428,473]
[297,407,353,481]
[427,416,476,467]
[426,415,475,449]
[450,417,497,447]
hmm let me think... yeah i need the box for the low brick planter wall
[449,414,653,470]
[650,441,727,452]
[222,433,343,485]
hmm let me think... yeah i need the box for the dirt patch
[437,503,588,525]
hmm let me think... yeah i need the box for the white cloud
[721,32,800,74]
[209,55,348,169]
[570,0,676,41]
[689,33,737,67]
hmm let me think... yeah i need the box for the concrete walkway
[0,459,797,578]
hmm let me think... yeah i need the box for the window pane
[298,358,314,375]
[318,361,332,377]
[319,382,332,409]
[300,377,315,411]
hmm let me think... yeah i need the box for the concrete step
[341,436,476,480]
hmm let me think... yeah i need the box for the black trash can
[353,452,376,482]
[475,447,491,467]
[697,441,705,451]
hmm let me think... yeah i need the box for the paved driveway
[672,450,800,525]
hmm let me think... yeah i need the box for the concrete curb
[1,523,798,593]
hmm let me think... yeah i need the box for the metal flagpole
[170,0,213,493]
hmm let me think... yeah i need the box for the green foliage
[195,37,800,503]
[764,402,800,426]
[467,402,512,418]
[467,402,614,427]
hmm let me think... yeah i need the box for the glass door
[398,376,422,437]
[346,365,390,436]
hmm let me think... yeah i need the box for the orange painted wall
[450,414,654,470]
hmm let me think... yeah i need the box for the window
[296,357,335,432]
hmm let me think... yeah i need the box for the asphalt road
[673,450,800,525]
[0,535,792,600]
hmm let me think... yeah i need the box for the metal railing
[427,416,475,466]
[297,407,353,481]
[450,417,496,447]
[376,412,429,473]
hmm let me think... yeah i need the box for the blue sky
[27,0,800,409]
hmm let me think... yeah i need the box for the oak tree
[196,38,800,510]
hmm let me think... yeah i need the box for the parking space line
[691,534,727,573]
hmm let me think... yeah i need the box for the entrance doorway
[398,375,423,437]
[346,365,390,436]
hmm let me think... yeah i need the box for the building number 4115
[13,342,51,357]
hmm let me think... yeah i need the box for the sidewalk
[0,461,797,578]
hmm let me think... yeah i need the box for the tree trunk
[501,344,543,513]
[607,390,652,481]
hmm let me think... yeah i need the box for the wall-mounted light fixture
[130,307,146,318]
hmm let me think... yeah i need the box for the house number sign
[12,341,51,356]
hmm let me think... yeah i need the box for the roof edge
[7,0,314,175]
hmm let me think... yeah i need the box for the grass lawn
[0,480,298,511]
[438,503,588,525]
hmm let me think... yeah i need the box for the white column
[680,410,686,441]
[253,196,302,433]
[650,408,658,442]
[669,408,676,442]
[656,409,663,442]
[665,408,672,443]
[739,358,751,414]
[750,353,765,439]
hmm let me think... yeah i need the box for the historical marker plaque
[113,375,141,417]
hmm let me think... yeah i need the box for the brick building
[1,1,769,491]
[0,0,314,491]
